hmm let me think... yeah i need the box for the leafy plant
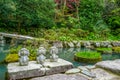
[5,54,19,63]
[79,0,103,31]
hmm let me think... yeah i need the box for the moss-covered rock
[96,48,112,54]
[74,51,102,63]
[112,47,120,53]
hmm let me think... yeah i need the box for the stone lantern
[18,48,29,66]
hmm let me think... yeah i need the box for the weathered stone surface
[95,59,120,75]
[94,42,101,47]
[108,45,112,48]
[78,66,89,71]
[65,68,81,74]
[53,41,63,48]
[100,41,111,47]
[73,41,78,44]
[78,66,96,78]
[85,65,96,70]
[30,73,89,80]
[114,59,120,63]
[81,70,96,78]
[91,68,120,80]
[83,41,91,48]
[0,32,34,40]
[7,61,44,80]
[76,42,81,48]
[112,41,120,47]
[0,40,5,46]
[7,59,73,79]
[43,58,73,75]
[67,42,74,48]
[63,41,68,47]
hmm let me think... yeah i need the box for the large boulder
[82,41,91,48]
[72,41,81,48]
[67,42,74,48]
[91,68,120,80]
[95,59,120,75]
[100,41,111,47]
[53,41,63,48]
[94,42,101,48]
[63,41,74,48]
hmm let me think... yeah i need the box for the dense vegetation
[0,0,120,40]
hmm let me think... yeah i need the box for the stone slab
[7,58,73,79]
[43,58,73,75]
[95,59,120,75]
[7,61,45,80]
[91,68,120,80]
[30,73,89,80]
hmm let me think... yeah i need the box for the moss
[74,51,102,63]
[112,47,120,53]
[5,54,19,63]
[96,48,112,54]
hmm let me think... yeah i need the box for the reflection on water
[58,48,94,67]
[57,48,120,67]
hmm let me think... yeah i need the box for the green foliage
[103,0,120,35]
[74,51,102,63]
[112,47,120,53]
[9,45,22,54]
[75,51,101,59]
[79,0,103,31]
[5,45,37,63]
[0,0,56,29]
[5,54,19,63]
[58,36,72,41]
[96,48,112,52]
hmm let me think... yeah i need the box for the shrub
[5,54,19,63]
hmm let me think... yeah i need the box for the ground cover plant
[112,47,120,53]
[96,48,112,54]
[74,51,102,63]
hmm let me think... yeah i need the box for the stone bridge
[0,32,34,46]
[0,32,34,40]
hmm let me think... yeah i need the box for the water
[0,46,120,80]
[57,48,94,67]
[0,44,9,80]
[57,48,120,67]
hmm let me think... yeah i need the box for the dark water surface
[0,46,120,80]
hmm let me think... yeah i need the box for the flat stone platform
[7,58,73,80]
